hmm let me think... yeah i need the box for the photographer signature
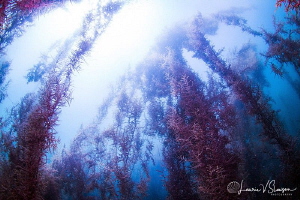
[227,180,297,195]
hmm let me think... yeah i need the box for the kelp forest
[0,0,300,199]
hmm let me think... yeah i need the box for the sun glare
[93,0,160,62]
[41,0,92,41]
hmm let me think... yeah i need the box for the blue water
[0,0,299,199]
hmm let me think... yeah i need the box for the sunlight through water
[1,0,300,199]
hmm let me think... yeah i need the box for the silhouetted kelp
[185,13,300,197]
[0,0,69,56]
[50,12,299,199]
[0,3,299,200]
[276,0,300,13]
[0,73,71,199]
[0,61,10,102]
[262,15,300,76]
[52,73,153,200]
[164,51,239,200]
[0,1,127,199]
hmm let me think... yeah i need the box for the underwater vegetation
[0,0,300,199]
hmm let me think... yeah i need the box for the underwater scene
[0,0,300,199]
